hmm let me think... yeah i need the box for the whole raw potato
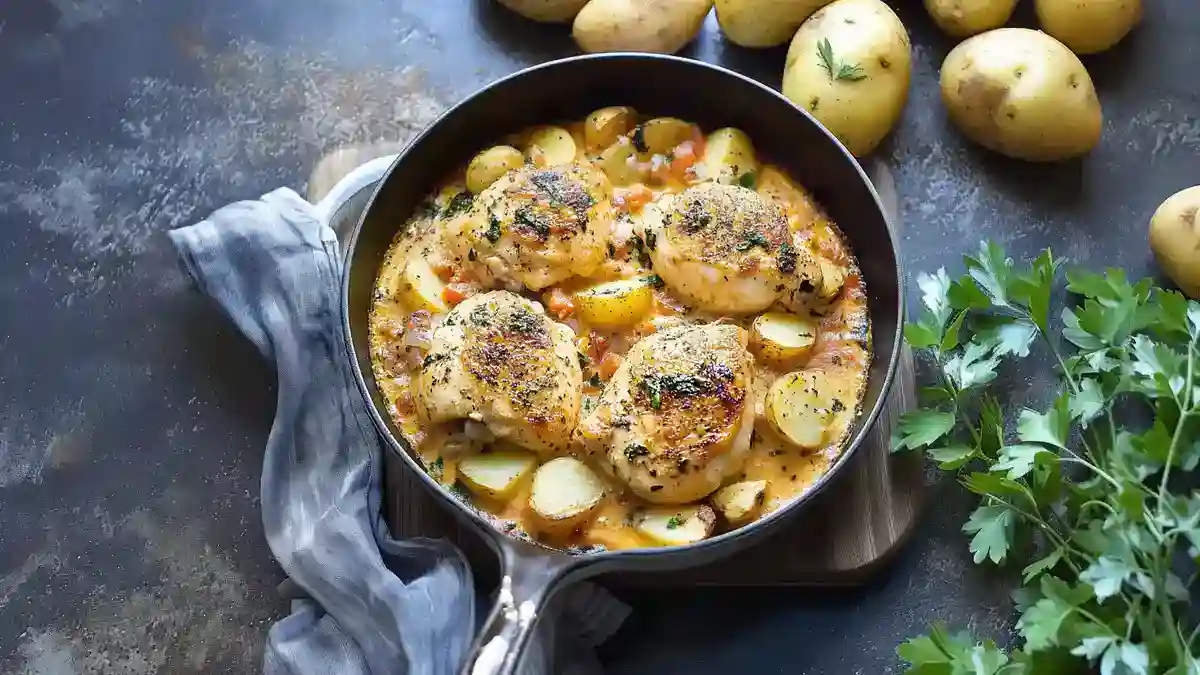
[497,0,591,22]
[1149,186,1200,299]
[1035,0,1143,54]
[924,0,1018,37]
[940,28,1102,161]
[716,0,834,48]
[782,0,912,156]
[573,0,714,54]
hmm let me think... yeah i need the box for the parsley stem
[1157,335,1198,506]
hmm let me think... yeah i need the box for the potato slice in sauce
[634,504,716,546]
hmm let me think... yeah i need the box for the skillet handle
[311,153,398,226]
[462,543,570,675]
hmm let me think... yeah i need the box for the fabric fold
[168,187,627,675]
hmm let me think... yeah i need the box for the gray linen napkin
[168,186,628,675]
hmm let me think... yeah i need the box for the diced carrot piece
[545,288,576,319]
[623,185,654,212]
[441,283,472,306]
[598,352,623,380]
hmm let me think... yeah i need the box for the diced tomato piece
[598,352,623,380]
[588,331,610,362]
[545,288,576,319]
[670,141,698,179]
[441,283,473,306]
[623,185,654,212]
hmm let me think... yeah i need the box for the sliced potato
[597,138,647,185]
[711,480,767,524]
[752,312,818,364]
[634,504,717,546]
[766,370,836,450]
[817,259,846,300]
[399,254,448,312]
[458,450,538,500]
[525,126,578,166]
[635,117,695,155]
[528,457,607,535]
[585,106,638,152]
[466,145,524,193]
[701,128,758,185]
[574,277,654,327]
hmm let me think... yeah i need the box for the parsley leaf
[994,444,1053,480]
[963,504,1017,564]
[1016,395,1072,449]
[816,38,868,82]
[927,444,976,470]
[965,241,1014,306]
[892,410,956,452]
[1079,556,1134,601]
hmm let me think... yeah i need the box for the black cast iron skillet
[341,53,903,675]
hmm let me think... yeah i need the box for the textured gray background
[0,0,1196,673]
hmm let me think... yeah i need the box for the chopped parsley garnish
[505,309,542,335]
[578,352,591,368]
[515,206,549,240]
[485,214,502,243]
[624,443,650,462]
[738,170,758,189]
[443,191,474,218]
[422,353,449,369]
[641,377,663,409]
[735,231,770,252]
[644,231,657,250]
[607,242,617,259]
[428,456,444,481]
[469,304,490,326]
[630,235,652,267]
[588,373,603,388]
[778,241,798,274]
[640,367,730,410]
[645,275,665,289]
[630,125,649,153]
[665,514,686,529]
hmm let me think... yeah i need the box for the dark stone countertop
[0,0,1196,672]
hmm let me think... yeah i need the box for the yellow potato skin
[1035,0,1142,54]
[940,28,1102,162]
[782,0,912,157]
[715,0,833,48]
[466,145,524,194]
[496,0,591,22]
[924,0,1018,38]
[1148,186,1200,299]
[573,0,714,54]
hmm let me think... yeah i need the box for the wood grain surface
[315,143,924,586]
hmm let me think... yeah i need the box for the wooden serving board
[312,144,924,586]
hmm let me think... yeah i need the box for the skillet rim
[340,51,906,565]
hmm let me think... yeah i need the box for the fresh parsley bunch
[892,242,1200,675]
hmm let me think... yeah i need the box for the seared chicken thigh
[444,163,615,290]
[415,291,581,457]
[577,323,756,504]
[641,183,823,314]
